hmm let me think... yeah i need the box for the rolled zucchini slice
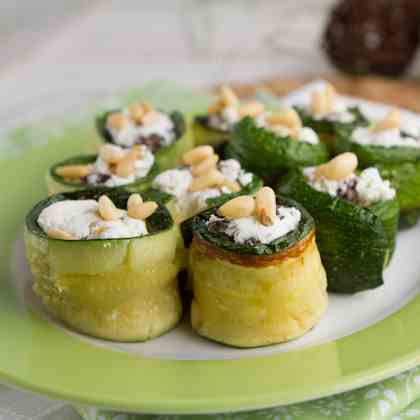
[47,154,159,195]
[25,189,183,342]
[335,125,420,219]
[96,109,193,171]
[296,106,368,152]
[186,197,328,348]
[227,117,329,178]
[277,169,399,293]
[192,115,232,148]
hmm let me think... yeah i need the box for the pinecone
[323,0,420,76]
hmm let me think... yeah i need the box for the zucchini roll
[187,188,328,348]
[193,85,265,147]
[25,190,183,342]
[335,109,420,220]
[47,144,158,195]
[96,102,192,170]
[151,145,262,224]
[294,83,368,152]
[225,107,329,179]
[278,153,399,294]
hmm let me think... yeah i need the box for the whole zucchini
[47,154,159,195]
[277,169,399,293]
[96,109,193,171]
[228,117,329,178]
[185,196,328,348]
[25,189,183,342]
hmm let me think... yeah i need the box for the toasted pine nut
[220,85,239,107]
[208,100,223,114]
[141,110,160,126]
[183,145,214,165]
[56,164,92,179]
[371,109,400,133]
[115,149,138,177]
[128,103,146,124]
[219,195,255,219]
[325,83,337,113]
[255,187,277,226]
[311,91,326,116]
[130,201,158,220]
[98,195,122,221]
[107,112,128,131]
[99,144,125,164]
[267,108,302,131]
[188,169,225,192]
[239,101,265,118]
[315,152,358,181]
[47,228,77,240]
[127,193,143,218]
[191,154,219,176]
[223,179,241,192]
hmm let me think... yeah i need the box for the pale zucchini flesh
[190,235,328,348]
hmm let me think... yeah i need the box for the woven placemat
[231,75,420,112]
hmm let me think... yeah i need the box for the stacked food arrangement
[26,82,419,348]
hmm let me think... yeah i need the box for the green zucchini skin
[96,110,193,171]
[228,117,329,178]
[47,154,159,195]
[335,131,420,167]
[277,170,399,293]
[192,116,231,147]
[25,189,183,342]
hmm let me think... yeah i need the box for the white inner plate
[10,81,420,361]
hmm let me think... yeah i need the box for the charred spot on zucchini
[47,154,159,195]
[277,169,399,293]
[25,189,182,342]
[228,117,329,178]
[187,195,328,348]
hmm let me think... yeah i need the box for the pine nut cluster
[266,108,303,140]
[46,193,157,240]
[218,186,277,226]
[106,102,158,132]
[182,146,241,193]
[371,109,400,133]
[310,83,337,117]
[208,85,265,119]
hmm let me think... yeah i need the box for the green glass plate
[1,82,420,415]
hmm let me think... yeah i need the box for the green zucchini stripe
[49,154,159,192]
[181,195,314,256]
[228,117,329,178]
[277,170,399,294]
[192,116,231,147]
[296,106,368,135]
[26,189,173,240]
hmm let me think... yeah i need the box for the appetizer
[47,144,157,195]
[295,83,368,152]
[278,153,399,293]
[151,145,262,224]
[335,109,420,222]
[226,107,329,178]
[96,102,192,170]
[186,188,328,348]
[25,190,183,341]
[193,85,262,147]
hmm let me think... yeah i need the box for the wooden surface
[233,75,420,113]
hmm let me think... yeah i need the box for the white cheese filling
[351,126,420,149]
[86,145,155,187]
[207,106,241,131]
[38,200,148,240]
[305,101,356,124]
[108,110,175,147]
[304,167,395,205]
[256,113,319,144]
[152,159,253,215]
[207,206,301,245]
